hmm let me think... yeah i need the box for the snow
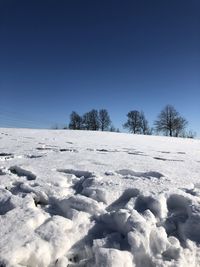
[0,128,200,266]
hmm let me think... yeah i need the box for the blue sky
[0,0,199,134]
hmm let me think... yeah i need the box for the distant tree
[123,110,142,134]
[140,111,150,135]
[69,111,82,130]
[82,109,99,131]
[154,105,188,137]
[147,127,154,135]
[186,130,196,139]
[109,126,120,133]
[99,109,111,131]
[51,124,59,130]
[181,130,196,139]
[109,125,116,132]
[82,112,90,130]
[174,117,188,137]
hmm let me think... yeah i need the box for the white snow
[0,128,200,266]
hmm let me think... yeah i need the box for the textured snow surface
[0,128,200,267]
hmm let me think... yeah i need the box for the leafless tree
[82,112,90,130]
[51,124,59,130]
[82,109,99,131]
[99,109,111,131]
[123,110,142,134]
[154,105,188,137]
[69,111,82,130]
[140,111,150,135]
[186,130,196,139]
[174,117,188,137]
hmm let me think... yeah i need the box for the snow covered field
[1,128,200,267]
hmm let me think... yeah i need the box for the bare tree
[155,105,188,137]
[123,110,142,134]
[109,125,120,132]
[99,109,111,131]
[140,111,149,135]
[82,112,90,130]
[69,111,82,130]
[82,109,99,131]
[174,117,188,137]
[109,125,116,132]
[186,130,196,139]
[51,124,59,130]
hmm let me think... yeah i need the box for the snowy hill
[0,128,200,267]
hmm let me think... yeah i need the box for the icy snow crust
[0,129,200,267]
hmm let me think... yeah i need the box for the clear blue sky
[0,0,199,134]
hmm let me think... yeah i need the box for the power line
[0,108,58,128]
[0,108,55,125]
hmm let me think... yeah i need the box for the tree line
[65,105,195,138]
[68,109,118,132]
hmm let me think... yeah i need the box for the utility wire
[0,108,59,128]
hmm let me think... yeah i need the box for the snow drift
[0,129,200,266]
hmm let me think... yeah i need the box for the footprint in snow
[127,151,147,156]
[59,148,78,153]
[26,154,44,159]
[0,153,14,161]
[154,157,184,162]
[116,169,164,179]
[9,166,36,181]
